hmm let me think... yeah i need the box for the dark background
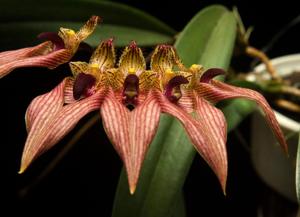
[1,0,300,216]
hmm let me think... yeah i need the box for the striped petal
[0,48,72,78]
[20,82,104,173]
[150,44,183,73]
[76,15,101,41]
[157,90,227,192]
[118,41,145,76]
[198,80,288,153]
[89,38,116,71]
[101,89,160,194]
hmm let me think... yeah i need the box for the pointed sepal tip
[129,184,136,195]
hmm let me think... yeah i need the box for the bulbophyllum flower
[19,40,287,194]
[0,15,100,78]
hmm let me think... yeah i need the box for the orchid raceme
[19,40,288,194]
[0,15,100,78]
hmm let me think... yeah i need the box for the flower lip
[165,75,189,103]
[38,32,65,51]
[73,72,96,100]
[200,68,225,83]
[123,74,139,106]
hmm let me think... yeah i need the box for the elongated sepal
[157,91,228,193]
[20,80,104,173]
[0,41,59,78]
[198,80,288,153]
[193,93,228,193]
[101,89,160,194]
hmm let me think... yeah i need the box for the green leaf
[112,5,236,217]
[0,22,173,48]
[0,0,175,49]
[219,99,256,131]
[296,131,300,203]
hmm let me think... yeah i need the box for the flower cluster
[0,16,99,78]
[0,16,287,194]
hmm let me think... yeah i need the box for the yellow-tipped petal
[69,61,89,77]
[118,41,145,76]
[150,44,184,74]
[89,38,116,71]
[76,15,101,41]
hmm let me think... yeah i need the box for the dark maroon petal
[123,74,139,106]
[165,75,188,103]
[200,68,226,83]
[38,32,65,50]
[73,73,96,100]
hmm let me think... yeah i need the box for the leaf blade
[0,22,173,49]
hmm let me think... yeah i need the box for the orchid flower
[0,15,100,78]
[19,40,287,194]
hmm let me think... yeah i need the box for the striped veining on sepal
[25,78,67,132]
[193,92,228,193]
[101,89,161,194]
[198,80,288,153]
[22,79,67,171]
[41,89,104,147]
[20,82,105,173]
[129,91,161,193]
[101,88,132,189]
[0,48,71,78]
[0,41,52,65]
[157,90,228,193]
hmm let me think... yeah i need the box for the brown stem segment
[281,85,300,98]
[246,46,281,81]
[275,99,300,113]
